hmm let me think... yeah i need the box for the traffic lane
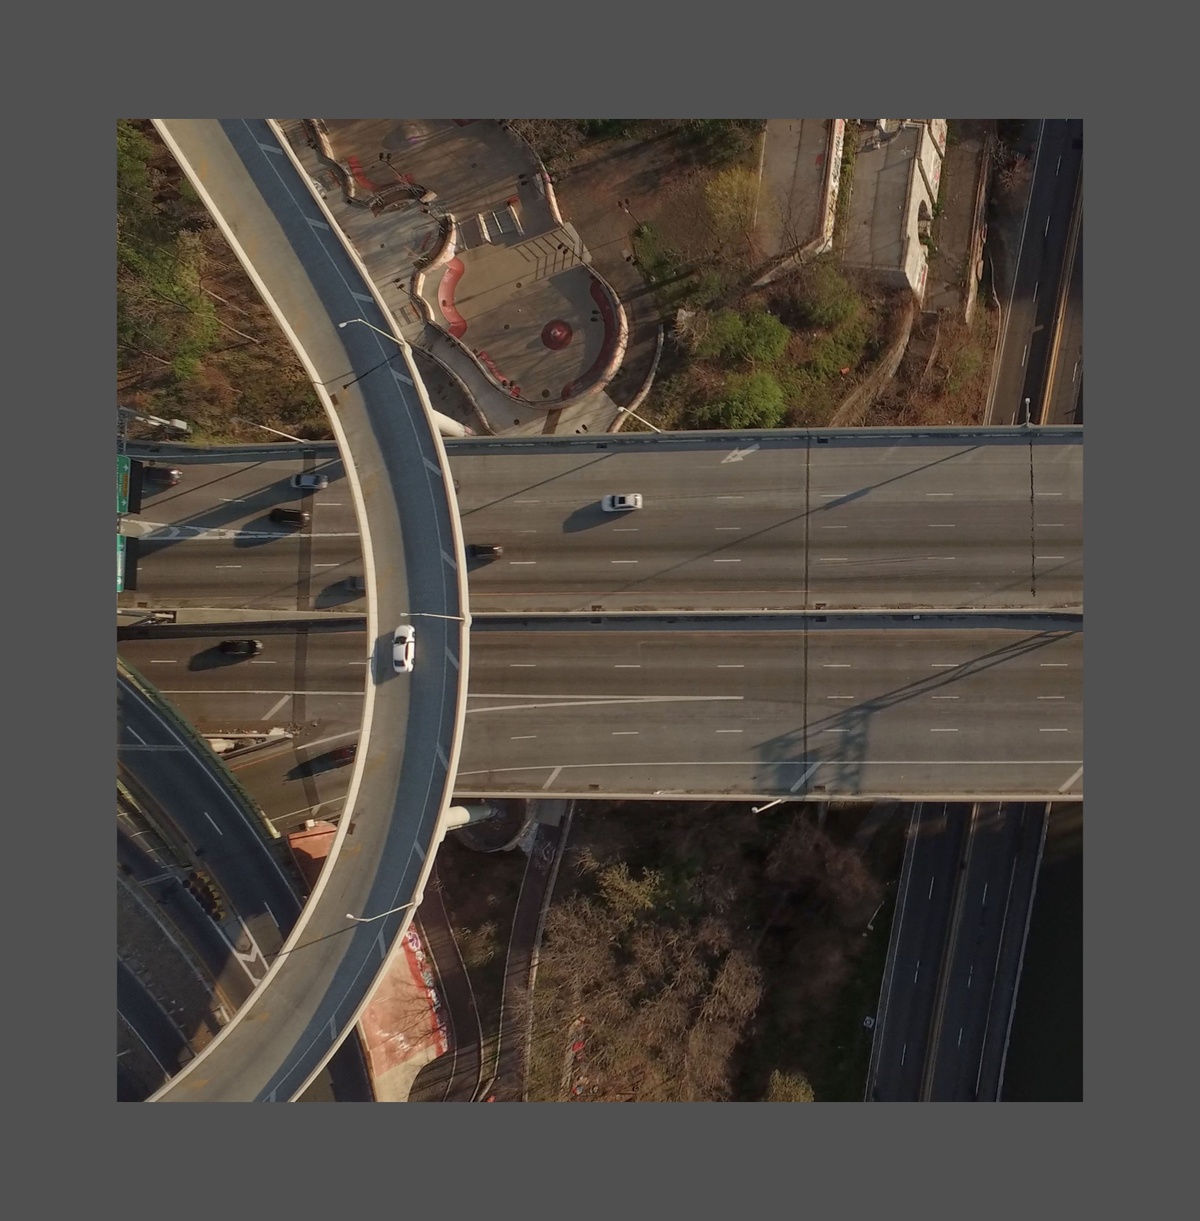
[135,458,356,537]
[119,629,370,696]
[232,728,360,836]
[153,119,462,1101]
[117,826,260,1008]
[453,437,1083,518]
[930,803,1045,1099]
[992,122,1083,423]
[457,629,1082,797]
[1046,219,1083,427]
[118,678,302,954]
[868,803,971,1100]
[117,959,188,1082]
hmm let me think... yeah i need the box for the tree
[704,167,761,259]
[697,371,786,430]
[766,1069,815,1102]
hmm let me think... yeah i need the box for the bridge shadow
[752,628,1075,798]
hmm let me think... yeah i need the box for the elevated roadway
[147,119,468,1102]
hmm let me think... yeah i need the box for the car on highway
[219,639,263,656]
[392,624,416,673]
[145,466,183,487]
[327,743,357,766]
[343,575,367,593]
[270,507,309,526]
[601,493,643,512]
[467,543,504,560]
[291,472,330,492]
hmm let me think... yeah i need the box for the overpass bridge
[130,119,1081,1099]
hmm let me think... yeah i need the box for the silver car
[292,472,330,491]
[392,624,416,673]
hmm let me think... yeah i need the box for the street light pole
[338,317,407,350]
[617,405,663,433]
[402,611,468,623]
[346,900,417,924]
[231,416,307,443]
[752,798,788,814]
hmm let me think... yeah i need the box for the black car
[219,639,262,656]
[270,507,309,526]
[467,543,504,559]
[327,743,358,766]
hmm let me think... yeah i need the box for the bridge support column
[430,410,467,439]
[444,802,501,828]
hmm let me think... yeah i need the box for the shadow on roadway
[561,504,617,533]
[187,645,263,672]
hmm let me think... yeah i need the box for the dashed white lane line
[313,562,339,567]
[611,731,639,736]
[249,660,277,665]
[1040,663,1069,668]
[930,728,959,733]
[932,696,959,701]
[1040,522,1065,527]
[931,663,959,668]
[515,529,539,534]
[149,660,176,664]
[509,561,537,565]
[215,565,243,569]
[926,492,954,497]
[319,502,344,506]
[1035,491,1064,497]
[823,728,847,733]
[823,663,852,668]
[509,663,537,667]
[820,525,847,529]
[819,493,847,499]
[614,664,641,669]
[513,499,541,504]
[1040,728,1071,733]
[712,558,741,563]
[611,560,639,564]
[818,557,848,562]
[717,495,744,500]
[219,497,245,502]
[927,556,957,561]
[928,523,956,528]
[715,729,743,733]
[827,695,854,700]
[715,527,742,531]
[1037,695,1065,700]
[201,809,223,836]
[717,664,744,668]
[510,735,537,740]
[613,527,639,532]
[1036,555,1065,560]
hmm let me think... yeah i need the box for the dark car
[270,507,309,526]
[467,543,504,559]
[327,743,358,766]
[343,575,367,593]
[146,466,182,487]
[219,639,262,656]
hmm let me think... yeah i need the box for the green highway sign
[117,454,130,515]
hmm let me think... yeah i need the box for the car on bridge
[219,639,263,657]
[392,624,416,673]
[602,493,643,512]
[292,472,330,492]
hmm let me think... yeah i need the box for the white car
[292,472,329,491]
[392,624,416,673]
[601,493,643,512]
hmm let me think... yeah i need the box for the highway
[450,430,1082,613]
[148,119,468,1102]
[123,458,365,610]
[1043,204,1083,426]
[458,616,1082,800]
[988,120,1083,426]
[865,801,1049,1100]
[118,960,188,1086]
[118,672,303,966]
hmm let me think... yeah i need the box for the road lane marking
[249,660,277,664]
[149,660,176,664]
[930,728,959,732]
[1056,155,1062,174]
[515,529,539,534]
[982,883,989,906]
[262,694,290,720]
[1035,491,1063,497]
[931,663,958,668]
[509,561,537,565]
[717,495,744,499]
[510,735,537,740]
[513,499,540,504]
[219,497,245,502]
[1021,344,1029,366]
[611,560,639,564]
[928,878,935,899]
[126,725,145,745]
[611,731,639,735]
[712,558,741,563]
[319,502,344,506]
[823,663,852,668]
[542,768,562,790]
[214,565,243,569]
[818,556,848,562]
[313,562,339,567]
[1045,215,1051,235]
[1059,765,1083,792]
[931,696,959,700]
[201,810,223,837]
[820,525,847,529]
[925,492,953,497]
[790,762,821,792]
[715,729,743,733]
[827,695,854,700]
[1037,695,1065,700]
[1033,280,1039,301]
[1040,663,1068,667]
[1040,522,1065,527]
[928,523,956,528]
[927,556,957,561]
[1040,728,1070,732]
[819,493,847,499]
[508,663,537,667]
[614,664,641,669]
[613,527,639,532]
[717,664,744,668]
[1035,555,1065,560]
[824,728,847,733]
[715,527,742,532]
